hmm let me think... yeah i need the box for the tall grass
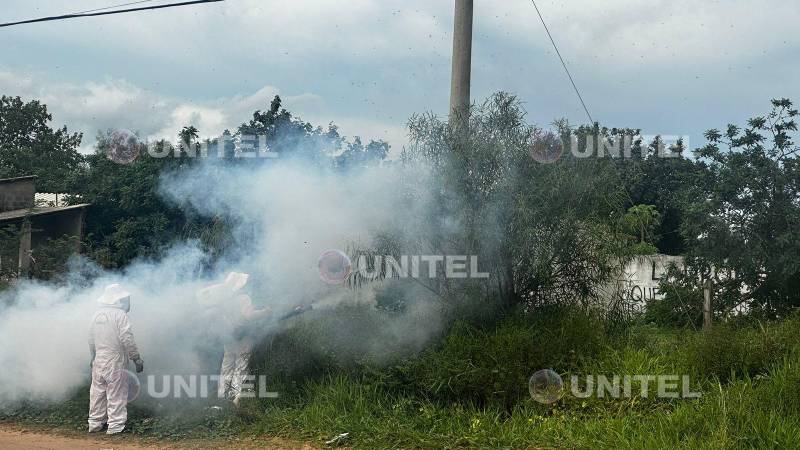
[246,310,800,449]
[3,309,799,448]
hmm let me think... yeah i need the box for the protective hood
[96,283,131,312]
[196,272,249,308]
[224,272,249,292]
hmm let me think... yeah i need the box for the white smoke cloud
[0,155,439,406]
[0,245,210,404]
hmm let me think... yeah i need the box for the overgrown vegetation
[1,92,798,448]
[249,320,800,449]
[5,311,799,448]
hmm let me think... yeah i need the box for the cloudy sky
[2,0,798,154]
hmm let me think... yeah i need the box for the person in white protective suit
[196,272,271,405]
[88,284,143,434]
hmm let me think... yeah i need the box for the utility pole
[449,0,473,123]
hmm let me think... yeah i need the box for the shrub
[683,316,800,382]
[248,303,447,391]
[400,308,607,408]
[646,265,704,328]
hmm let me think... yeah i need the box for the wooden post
[18,220,32,277]
[702,279,712,330]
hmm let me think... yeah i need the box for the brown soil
[0,423,318,450]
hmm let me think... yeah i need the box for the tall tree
[622,138,700,254]
[237,95,344,163]
[335,137,390,169]
[682,99,800,317]
[0,96,83,192]
[76,133,191,268]
[621,204,661,255]
[397,93,628,309]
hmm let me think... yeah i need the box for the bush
[248,303,447,393]
[398,308,608,408]
[29,235,81,281]
[682,315,800,382]
[646,266,704,328]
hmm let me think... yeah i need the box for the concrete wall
[0,177,36,212]
[601,254,685,310]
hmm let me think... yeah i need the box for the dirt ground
[0,423,318,450]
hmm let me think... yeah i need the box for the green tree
[681,98,800,317]
[391,93,629,310]
[75,132,199,268]
[237,95,344,163]
[335,136,390,169]
[0,96,83,192]
[622,137,700,254]
[179,125,199,144]
[621,204,661,255]
[76,95,381,268]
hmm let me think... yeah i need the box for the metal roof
[0,175,37,184]
[0,203,89,222]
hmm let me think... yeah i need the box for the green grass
[3,310,799,449]
[249,360,800,449]
[243,311,800,449]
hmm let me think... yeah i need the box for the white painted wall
[600,254,684,310]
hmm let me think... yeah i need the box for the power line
[0,0,224,28]
[526,2,644,222]
[529,0,595,124]
[72,0,154,15]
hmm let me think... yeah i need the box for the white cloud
[482,0,798,70]
[0,69,402,154]
[1,0,797,154]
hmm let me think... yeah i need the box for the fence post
[702,279,712,330]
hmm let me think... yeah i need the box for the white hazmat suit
[197,272,270,403]
[88,284,143,434]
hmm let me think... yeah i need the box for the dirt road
[0,425,155,450]
[0,424,318,449]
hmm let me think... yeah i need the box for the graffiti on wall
[605,255,685,311]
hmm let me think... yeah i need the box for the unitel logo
[317,249,352,284]
[529,131,564,164]
[106,129,142,165]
